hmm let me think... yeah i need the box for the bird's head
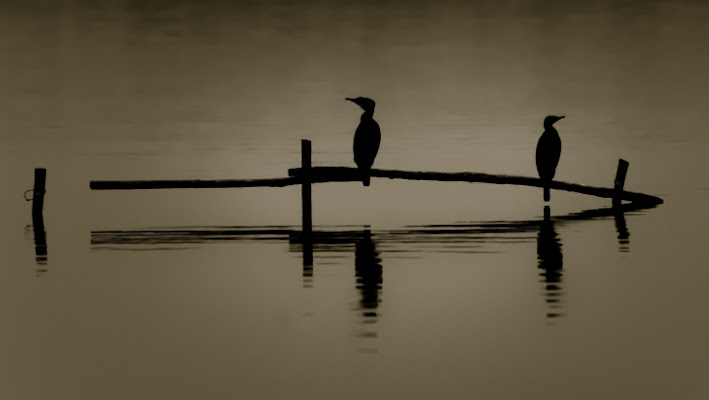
[543,115,565,129]
[346,97,376,112]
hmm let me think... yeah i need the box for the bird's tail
[543,186,550,202]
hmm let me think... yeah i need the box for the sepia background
[1,0,708,399]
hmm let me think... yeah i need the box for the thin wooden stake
[613,159,629,207]
[301,140,312,237]
[32,168,46,221]
[31,168,48,265]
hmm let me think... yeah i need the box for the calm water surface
[1,1,709,399]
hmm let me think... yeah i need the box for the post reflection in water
[537,206,563,320]
[26,210,48,276]
[302,237,314,288]
[25,223,48,276]
[354,230,383,349]
[614,207,630,252]
[32,222,48,269]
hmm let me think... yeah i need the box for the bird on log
[536,115,565,202]
[346,97,381,186]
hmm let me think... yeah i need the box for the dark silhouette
[26,168,48,272]
[354,230,382,352]
[302,236,313,288]
[92,200,653,253]
[346,97,381,186]
[537,206,563,319]
[355,230,383,321]
[613,207,630,252]
[536,115,565,201]
[24,222,47,276]
[32,219,48,268]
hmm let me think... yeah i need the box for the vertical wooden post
[301,140,312,237]
[301,140,313,268]
[613,159,629,207]
[31,168,48,265]
[32,168,46,221]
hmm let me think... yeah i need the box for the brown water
[2,1,709,399]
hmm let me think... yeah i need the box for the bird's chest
[355,120,380,138]
[539,132,560,149]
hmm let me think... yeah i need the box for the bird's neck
[543,126,558,135]
[361,110,374,120]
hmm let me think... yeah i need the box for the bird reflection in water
[537,206,563,320]
[354,229,383,352]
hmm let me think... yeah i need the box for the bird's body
[536,115,564,202]
[347,97,381,186]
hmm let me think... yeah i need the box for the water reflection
[32,220,48,269]
[91,203,650,257]
[614,207,630,252]
[24,223,48,276]
[537,206,563,320]
[91,203,656,326]
[354,230,383,350]
[302,237,313,288]
[559,202,643,251]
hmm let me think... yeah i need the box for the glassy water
[2,1,709,399]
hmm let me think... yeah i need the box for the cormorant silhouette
[535,115,565,202]
[346,97,381,186]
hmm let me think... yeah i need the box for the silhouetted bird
[346,97,381,186]
[535,115,565,202]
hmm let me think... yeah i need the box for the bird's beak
[345,97,354,102]
[559,116,566,120]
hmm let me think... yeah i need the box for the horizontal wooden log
[288,166,664,205]
[90,177,299,190]
[90,166,662,206]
